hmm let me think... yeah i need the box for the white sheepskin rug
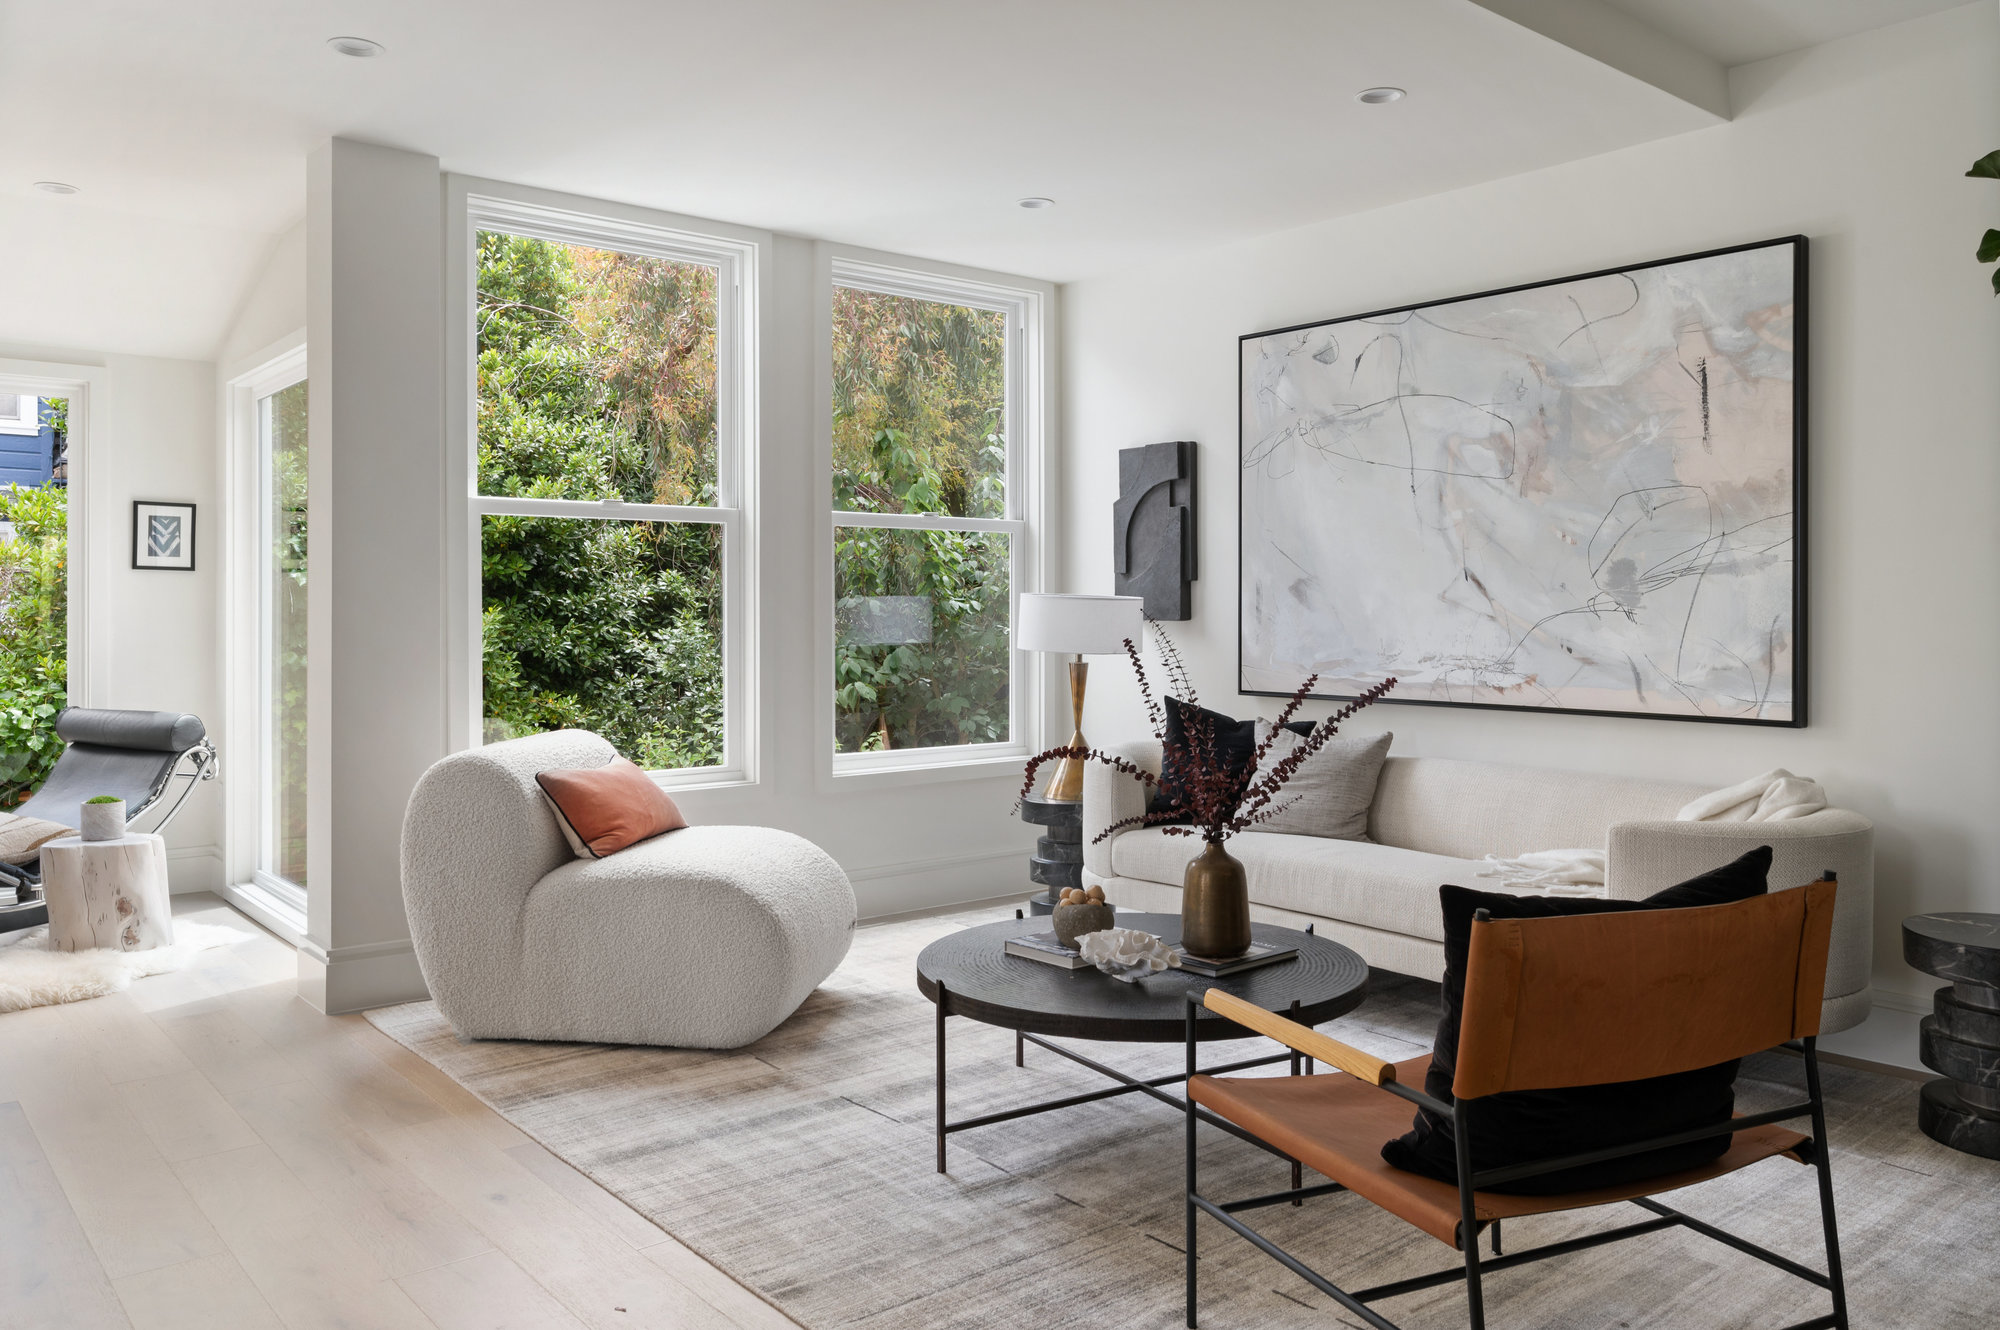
[0,921,249,1012]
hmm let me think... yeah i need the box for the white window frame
[0,362,95,705]
[0,392,39,435]
[817,248,1054,784]
[221,337,311,942]
[449,183,761,789]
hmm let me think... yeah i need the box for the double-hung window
[464,200,753,783]
[827,258,1042,773]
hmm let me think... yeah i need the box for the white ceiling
[0,0,1973,361]
[1602,0,1972,67]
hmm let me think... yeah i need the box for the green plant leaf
[1993,266,2000,297]
[1969,149,2000,179]
[1982,229,2000,264]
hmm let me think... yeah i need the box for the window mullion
[830,510,1021,536]
[474,496,734,525]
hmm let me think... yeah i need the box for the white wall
[1058,5,2000,1020]
[216,222,306,371]
[0,344,222,889]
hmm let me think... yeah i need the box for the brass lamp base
[1039,659,1091,803]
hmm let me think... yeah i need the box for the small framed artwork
[132,500,197,571]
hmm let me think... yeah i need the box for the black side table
[1020,790,1083,915]
[1902,912,2000,1159]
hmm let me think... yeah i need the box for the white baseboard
[849,846,1033,920]
[165,844,224,894]
[297,935,429,1014]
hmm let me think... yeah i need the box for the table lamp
[1015,593,1145,802]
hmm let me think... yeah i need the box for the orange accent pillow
[535,756,688,859]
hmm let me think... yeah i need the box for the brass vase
[1181,838,1251,959]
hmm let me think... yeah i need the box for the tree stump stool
[41,833,174,953]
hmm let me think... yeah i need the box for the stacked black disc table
[1903,912,2000,1159]
[1020,790,1083,915]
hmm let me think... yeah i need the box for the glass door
[255,377,308,900]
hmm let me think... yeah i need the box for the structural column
[302,138,447,1012]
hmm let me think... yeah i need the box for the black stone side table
[1020,791,1083,915]
[1903,912,2000,1160]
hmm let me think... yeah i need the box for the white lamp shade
[1014,593,1145,656]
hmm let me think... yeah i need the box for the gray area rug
[367,907,1995,1328]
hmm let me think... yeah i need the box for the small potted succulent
[1020,622,1393,959]
[80,795,126,843]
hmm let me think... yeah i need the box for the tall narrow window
[829,263,1032,767]
[258,378,309,893]
[468,213,749,778]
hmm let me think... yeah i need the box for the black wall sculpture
[1113,441,1196,620]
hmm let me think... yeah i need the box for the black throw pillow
[1381,845,1774,1195]
[1147,697,1311,823]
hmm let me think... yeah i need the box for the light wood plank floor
[0,894,799,1330]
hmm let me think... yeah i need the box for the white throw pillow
[1244,723,1392,840]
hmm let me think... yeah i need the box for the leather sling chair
[1182,879,1846,1330]
[0,708,217,934]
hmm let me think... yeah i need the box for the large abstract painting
[1239,237,1805,725]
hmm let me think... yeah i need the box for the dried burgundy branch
[1147,613,1198,707]
[1015,621,1394,851]
[1123,636,1165,739]
[1013,744,1162,815]
[1245,671,1321,774]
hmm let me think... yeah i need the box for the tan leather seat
[1191,1057,1809,1248]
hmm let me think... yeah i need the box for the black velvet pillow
[1148,697,1312,823]
[1381,845,1774,1195]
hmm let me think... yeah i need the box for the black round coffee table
[1903,912,2000,1159]
[917,912,1369,1173]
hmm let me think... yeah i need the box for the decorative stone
[1903,911,2000,1160]
[1918,1081,2000,1158]
[1052,901,1116,950]
[40,833,174,953]
[1903,913,2000,987]
[1036,834,1083,864]
[1022,790,1086,915]
[1932,985,2000,1046]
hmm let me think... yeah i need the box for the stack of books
[1004,930,1298,976]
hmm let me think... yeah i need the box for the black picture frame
[132,500,198,572]
[1238,235,1808,727]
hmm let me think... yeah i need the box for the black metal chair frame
[1181,993,1850,1330]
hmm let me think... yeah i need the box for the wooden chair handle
[1202,989,1397,1086]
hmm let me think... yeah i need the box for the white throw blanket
[1676,768,1827,823]
[1476,770,1827,898]
[1477,849,1608,896]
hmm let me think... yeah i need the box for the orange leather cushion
[535,756,688,858]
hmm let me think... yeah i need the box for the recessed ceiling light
[327,35,385,58]
[1016,197,1055,210]
[1356,87,1406,105]
[33,181,79,195]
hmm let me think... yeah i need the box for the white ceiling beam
[1469,0,1732,120]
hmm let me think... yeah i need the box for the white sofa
[400,730,856,1048]
[1084,742,1874,1032]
